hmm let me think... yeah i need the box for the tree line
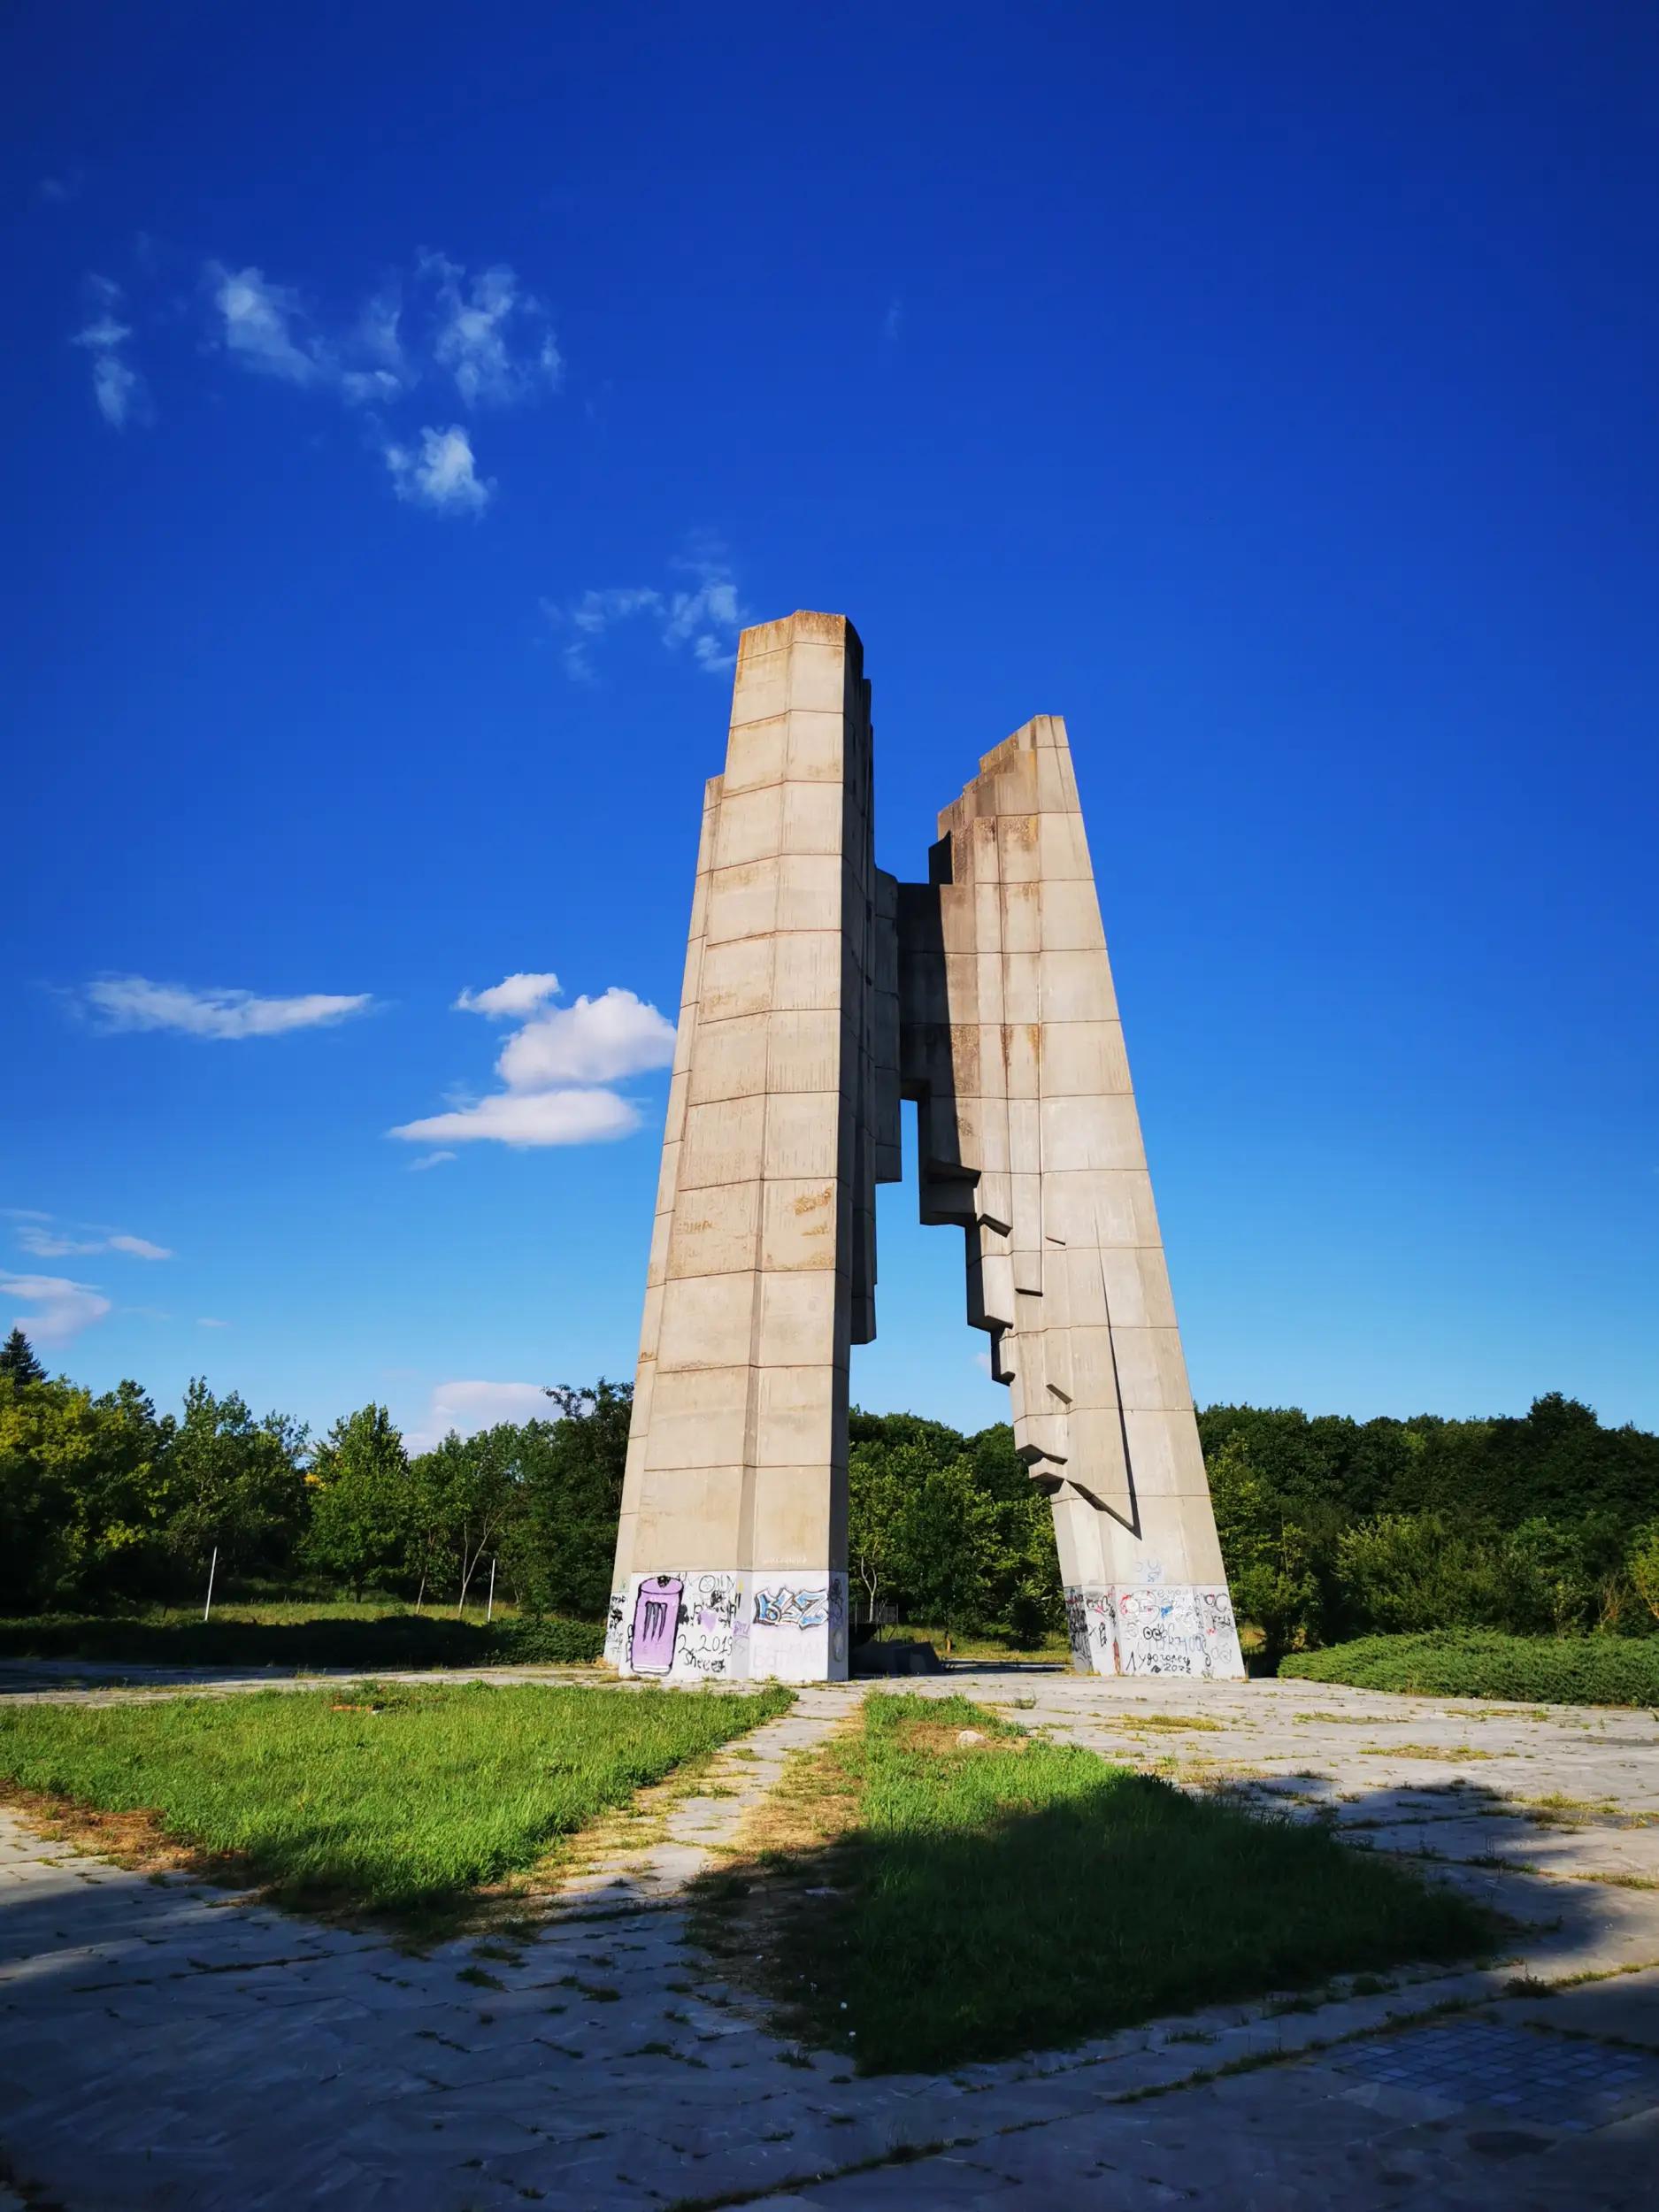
[0,1327,626,1619]
[3,1325,1655,1649]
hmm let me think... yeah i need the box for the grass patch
[0,1609,603,1671]
[1279,1632,1659,1708]
[0,1678,789,1916]
[692,1692,1495,2072]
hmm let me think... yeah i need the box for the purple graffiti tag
[631,1575,683,1674]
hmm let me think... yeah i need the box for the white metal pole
[203,1545,219,1623]
[486,1556,496,1623]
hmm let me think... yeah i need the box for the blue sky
[4,0,1656,1447]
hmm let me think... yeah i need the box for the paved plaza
[2,1663,1657,2208]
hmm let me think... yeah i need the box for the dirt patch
[892,1719,1026,1758]
[0,1784,259,1891]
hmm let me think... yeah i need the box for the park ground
[1,1662,1657,2209]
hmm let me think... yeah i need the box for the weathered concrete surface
[3,1667,1656,2208]
[607,616,1245,1683]
[898,715,1243,1680]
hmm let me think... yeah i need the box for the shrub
[1279,1629,1659,1707]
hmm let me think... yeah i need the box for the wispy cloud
[544,541,745,682]
[14,1219,173,1261]
[2,1272,112,1348]
[407,1150,456,1171]
[389,972,674,1150]
[384,425,491,515]
[197,1317,230,1329]
[207,263,324,384]
[80,975,373,1040]
[883,297,903,343]
[71,276,147,428]
[406,1378,549,1452]
[424,254,561,407]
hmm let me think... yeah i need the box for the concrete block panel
[760,1178,839,1271]
[704,856,780,945]
[656,1270,760,1371]
[697,933,776,1023]
[712,782,785,872]
[1039,1093,1148,1173]
[687,1011,772,1106]
[678,1094,767,1191]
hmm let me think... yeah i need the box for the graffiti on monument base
[603,1587,627,1667]
[678,1572,742,1675]
[754,1586,827,1630]
[628,1575,684,1674]
[826,1575,847,1665]
[1113,1584,1243,1678]
[1064,1586,1117,1672]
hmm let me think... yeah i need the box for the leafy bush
[1279,1630,1659,1707]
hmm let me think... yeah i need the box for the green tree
[0,1371,173,1608]
[891,1455,1002,1652]
[0,1328,46,1386]
[409,1425,525,1614]
[1209,1437,1324,1660]
[507,1382,632,1617]
[1628,1523,1659,1626]
[302,1403,411,1596]
[165,1379,308,1583]
[848,1441,905,1627]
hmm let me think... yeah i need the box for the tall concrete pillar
[608,617,1242,1682]
[607,613,897,1682]
[896,718,1244,1678]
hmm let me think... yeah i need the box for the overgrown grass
[693,1693,1495,2072]
[0,1609,603,1670]
[0,1679,789,1914]
[883,1622,1071,1663]
[1279,1631,1659,1707]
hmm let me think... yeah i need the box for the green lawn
[695,1692,1495,2071]
[0,1678,790,1914]
[1279,1630,1659,1706]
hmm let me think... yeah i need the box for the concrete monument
[605,612,1243,1684]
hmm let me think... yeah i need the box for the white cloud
[15,1223,173,1261]
[389,1087,640,1148]
[71,278,147,428]
[545,541,744,682]
[107,1233,173,1259]
[207,262,324,383]
[197,1316,230,1329]
[454,972,563,1018]
[384,425,492,515]
[496,988,675,1089]
[81,975,373,1039]
[425,255,561,407]
[407,1378,549,1451]
[391,978,672,1148]
[2,1273,112,1348]
[407,1150,456,1171]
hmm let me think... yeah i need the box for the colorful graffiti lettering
[754,1586,827,1630]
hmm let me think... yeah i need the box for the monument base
[605,1570,849,1684]
[1063,1583,1246,1679]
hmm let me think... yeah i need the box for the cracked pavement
[2,1663,1656,2209]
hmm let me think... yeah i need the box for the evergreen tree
[0,1328,45,1386]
